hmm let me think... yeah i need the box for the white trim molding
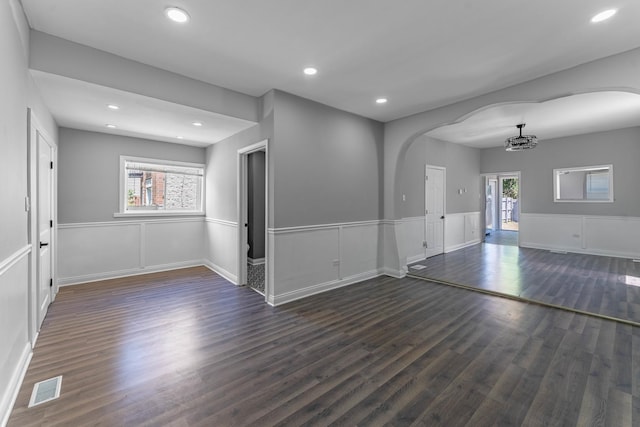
[0,245,31,276]
[271,269,383,306]
[520,213,640,259]
[205,217,238,227]
[270,219,382,235]
[202,260,237,285]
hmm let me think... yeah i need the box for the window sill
[113,211,205,218]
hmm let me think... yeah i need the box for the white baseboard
[520,243,639,260]
[381,267,406,279]
[57,260,203,286]
[445,239,481,253]
[1,343,32,427]
[203,260,237,285]
[406,254,426,264]
[520,213,640,260]
[248,257,265,266]
[272,269,383,306]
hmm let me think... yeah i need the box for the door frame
[481,171,521,244]
[424,165,446,258]
[498,174,519,230]
[236,140,270,302]
[27,108,57,345]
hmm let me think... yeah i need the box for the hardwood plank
[409,243,640,325]
[7,266,638,426]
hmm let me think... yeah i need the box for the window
[118,156,204,216]
[553,164,613,203]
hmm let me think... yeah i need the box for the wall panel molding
[0,251,31,427]
[402,216,426,264]
[204,217,238,285]
[58,218,205,286]
[520,213,640,259]
[269,220,384,305]
[444,212,481,253]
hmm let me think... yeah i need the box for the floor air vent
[28,376,62,407]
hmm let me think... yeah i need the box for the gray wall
[273,91,384,227]
[58,128,205,223]
[399,135,482,217]
[205,90,383,229]
[30,31,258,123]
[248,151,265,259]
[0,0,57,419]
[205,112,273,223]
[480,126,640,216]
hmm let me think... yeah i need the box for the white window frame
[553,164,614,203]
[115,155,205,217]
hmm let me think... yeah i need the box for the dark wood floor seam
[406,273,640,328]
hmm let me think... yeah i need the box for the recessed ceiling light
[105,124,117,129]
[165,7,190,23]
[303,67,318,76]
[107,104,120,110]
[376,98,388,104]
[591,9,617,23]
[176,136,184,139]
[192,121,203,127]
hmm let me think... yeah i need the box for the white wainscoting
[444,212,481,253]
[402,216,426,264]
[58,218,205,286]
[380,219,406,278]
[203,218,238,284]
[0,246,32,427]
[520,213,640,259]
[269,220,383,305]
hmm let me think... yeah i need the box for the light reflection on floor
[408,243,640,325]
[117,307,200,388]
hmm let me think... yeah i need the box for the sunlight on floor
[625,275,640,287]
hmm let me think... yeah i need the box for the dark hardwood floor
[8,266,639,426]
[409,244,640,325]
[484,230,519,246]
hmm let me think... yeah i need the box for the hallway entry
[237,140,269,299]
[246,150,265,294]
[484,172,520,246]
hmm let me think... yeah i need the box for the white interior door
[37,130,53,328]
[487,178,497,232]
[425,166,445,258]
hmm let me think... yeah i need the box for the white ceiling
[21,0,640,144]
[426,91,640,148]
[31,70,256,147]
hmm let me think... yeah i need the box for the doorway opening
[246,150,266,294]
[484,172,520,246]
[237,140,269,300]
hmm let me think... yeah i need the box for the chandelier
[505,123,538,151]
